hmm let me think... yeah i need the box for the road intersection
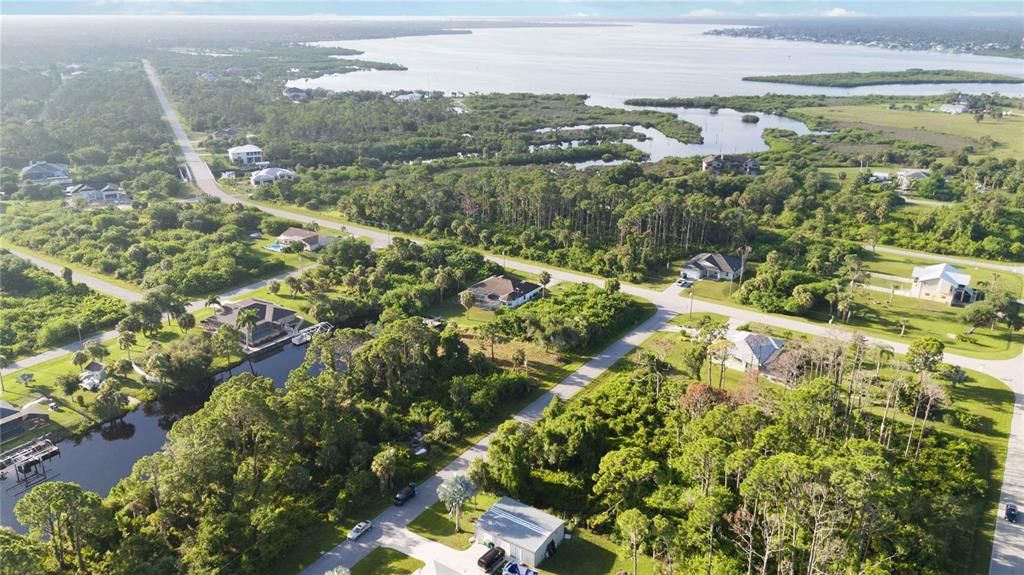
[141,60,1024,575]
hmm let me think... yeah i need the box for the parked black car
[477,546,506,572]
[1007,503,1018,523]
[393,483,416,506]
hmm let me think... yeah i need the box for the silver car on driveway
[347,520,372,541]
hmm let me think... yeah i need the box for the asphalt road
[142,60,1024,574]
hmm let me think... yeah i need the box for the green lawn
[540,528,658,575]
[407,492,500,550]
[350,548,424,575]
[793,104,1024,159]
[688,279,1021,359]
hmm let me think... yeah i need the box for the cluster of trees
[1,200,297,295]
[4,316,535,574]
[486,282,650,354]
[0,65,180,195]
[0,252,124,359]
[290,236,504,327]
[476,335,994,574]
[743,69,1024,88]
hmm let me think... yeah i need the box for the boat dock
[0,439,61,481]
[291,321,333,345]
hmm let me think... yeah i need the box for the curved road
[142,60,1024,574]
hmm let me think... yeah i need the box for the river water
[290,22,1022,161]
[0,343,311,531]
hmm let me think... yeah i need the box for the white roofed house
[227,144,265,166]
[727,331,786,376]
[250,167,295,187]
[910,263,975,306]
[474,497,566,567]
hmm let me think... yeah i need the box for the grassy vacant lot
[793,104,1024,159]
[861,250,1024,297]
[350,548,424,575]
[690,279,1021,359]
[407,492,500,550]
[541,527,658,574]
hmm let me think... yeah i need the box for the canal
[0,343,311,531]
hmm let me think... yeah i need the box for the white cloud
[821,7,860,17]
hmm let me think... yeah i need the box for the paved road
[143,61,1024,574]
[866,244,1024,276]
[301,308,676,574]
[3,244,144,303]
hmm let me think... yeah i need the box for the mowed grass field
[793,104,1024,159]
[861,250,1024,297]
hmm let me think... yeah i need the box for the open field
[793,104,1024,159]
[689,279,1021,359]
[350,548,424,575]
[407,492,501,550]
[541,527,659,574]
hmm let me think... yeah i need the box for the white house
[277,227,329,251]
[250,167,295,186]
[79,361,107,392]
[681,253,744,281]
[896,169,930,191]
[227,144,264,165]
[727,332,786,373]
[475,497,565,567]
[462,275,542,310]
[65,183,130,206]
[939,104,967,115]
[910,263,975,306]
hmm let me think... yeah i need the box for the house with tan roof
[462,274,542,310]
[276,227,329,251]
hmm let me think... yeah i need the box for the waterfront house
[701,155,759,176]
[200,298,302,349]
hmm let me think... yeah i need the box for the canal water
[0,343,311,531]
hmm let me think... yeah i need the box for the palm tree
[118,331,137,361]
[434,266,454,303]
[437,475,476,532]
[735,245,752,287]
[205,295,221,310]
[72,350,90,370]
[371,445,398,492]
[236,308,259,348]
[178,312,196,333]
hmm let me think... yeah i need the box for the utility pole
[77,323,84,349]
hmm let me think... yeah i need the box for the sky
[2,1,1021,18]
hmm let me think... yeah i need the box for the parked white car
[347,520,372,541]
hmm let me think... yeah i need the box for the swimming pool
[264,243,286,252]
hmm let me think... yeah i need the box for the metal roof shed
[475,497,566,567]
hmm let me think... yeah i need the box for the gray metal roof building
[475,497,565,567]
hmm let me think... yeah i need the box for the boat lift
[0,439,61,483]
[291,321,333,345]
